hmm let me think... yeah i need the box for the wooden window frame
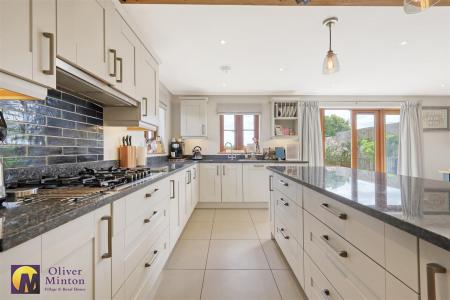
[219,114,260,152]
[321,108,400,173]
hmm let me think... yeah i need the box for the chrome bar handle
[279,179,288,187]
[269,175,274,192]
[216,165,219,176]
[279,197,289,207]
[427,263,447,300]
[321,235,348,258]
[279,227,290,240]
[144,211,158,224]
[116,57,123,83]
[42,32,55,75]
[144,250,159,268]
[101,216,112,259]
[142,97,148,117]
[108,49,117,77]
[170,180,175,199]
[145,188,159,198]
[222,165,225,176]
[320,203,347,220]
[320,289,330,299]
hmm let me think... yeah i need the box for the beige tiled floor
[151,208,307,300]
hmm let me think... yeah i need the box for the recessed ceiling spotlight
[220,40,227,45]
[441,83,446,88]
[221,82,227,87]
[400,41,408,46]
[279,67,285,72]
[220,65,231,74]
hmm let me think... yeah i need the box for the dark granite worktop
[268,165,450,252]
[0,161,196,252]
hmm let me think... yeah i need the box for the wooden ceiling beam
[120,0,450,6]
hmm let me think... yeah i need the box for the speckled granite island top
[0,162,196,252]
[268,165,450,252]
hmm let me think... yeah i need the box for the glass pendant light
[322,17,340,75]
[404,0,441,14]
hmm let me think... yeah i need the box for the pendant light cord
[328,22,332,52]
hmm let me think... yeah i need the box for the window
[220,114,259,151]
[321,109,400,173]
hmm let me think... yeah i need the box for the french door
[321,109,400,173]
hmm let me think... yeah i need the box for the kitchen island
[268,165,450,300]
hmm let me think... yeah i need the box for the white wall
[103,82,172,160]
[171,94,450,180]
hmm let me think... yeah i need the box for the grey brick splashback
[0,89,104,170]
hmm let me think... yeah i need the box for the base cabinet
[199,163,243,203]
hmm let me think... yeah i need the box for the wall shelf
[271,98,300,138]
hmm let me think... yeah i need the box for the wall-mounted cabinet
[0,0,56,98]
[271,98,299,138]
[180,98,208,138]
[57,0,106,82]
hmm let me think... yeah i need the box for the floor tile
[249,209,269,222]
[166,239,210,269]
[272,270,307,300]
[181,222,213,239]
[260,239,289,269]
[190,209,215,222]
[151,270,204,300]
[201,270,281,300]
[211,221,258,239]
[254,222,272,239]
[206,240,269,270]
[214,209,252,222]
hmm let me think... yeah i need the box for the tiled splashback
[0,89,104,169]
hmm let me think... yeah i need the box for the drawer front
[275,217,300,271]
[303,187,385,266]
[273,173,297,203]
[304,253,343,300]
[125,228,170,300]
[125,198,168,253]
[124,214,169,281]
[126,180,169,225]
[274,189,300,244]
[304,211,385,300]
[386,272,419,300]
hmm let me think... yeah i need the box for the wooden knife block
[119,146,136,168]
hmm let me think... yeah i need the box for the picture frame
[422,107,449,131]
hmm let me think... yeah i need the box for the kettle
[192,146,203,160]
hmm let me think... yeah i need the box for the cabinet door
[199,164,221,203]
[222,163,243,203]
[169,176,181,250]
[56,0,77,62]
[192,166,200,206]
[104,2,122,85]
[180,100,207,137]
[420,239,450,300]
[243,164,270,203]
[76,0,105,79]
[94,205,112,300]
[41,213,95,300]
[185,170,193,217]
[116,20,137,98]
[178,171,188,228]
[0,237,41,299]
[0,0,33,80]
[137,44,159,126]
[32,0,56,88]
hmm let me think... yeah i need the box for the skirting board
[196,202,268,209]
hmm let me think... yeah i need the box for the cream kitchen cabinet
[420,239,450,300]
[199,163,222,203]
[0,236,42,299]
[0,0,56,91]
[57,0,106,81]
[221,164,243,202]
[191,165,200,207]
[199,163,243,203]
[41,205,112,300]
[168,173,183,250]
[243,164,271,203]
[180,98,208,138]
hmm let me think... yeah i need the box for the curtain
[398,101,424,177]
[298,101,324,166]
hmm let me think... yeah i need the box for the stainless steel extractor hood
[56,58,138,107]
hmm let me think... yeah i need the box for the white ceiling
[123,5,450,96]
